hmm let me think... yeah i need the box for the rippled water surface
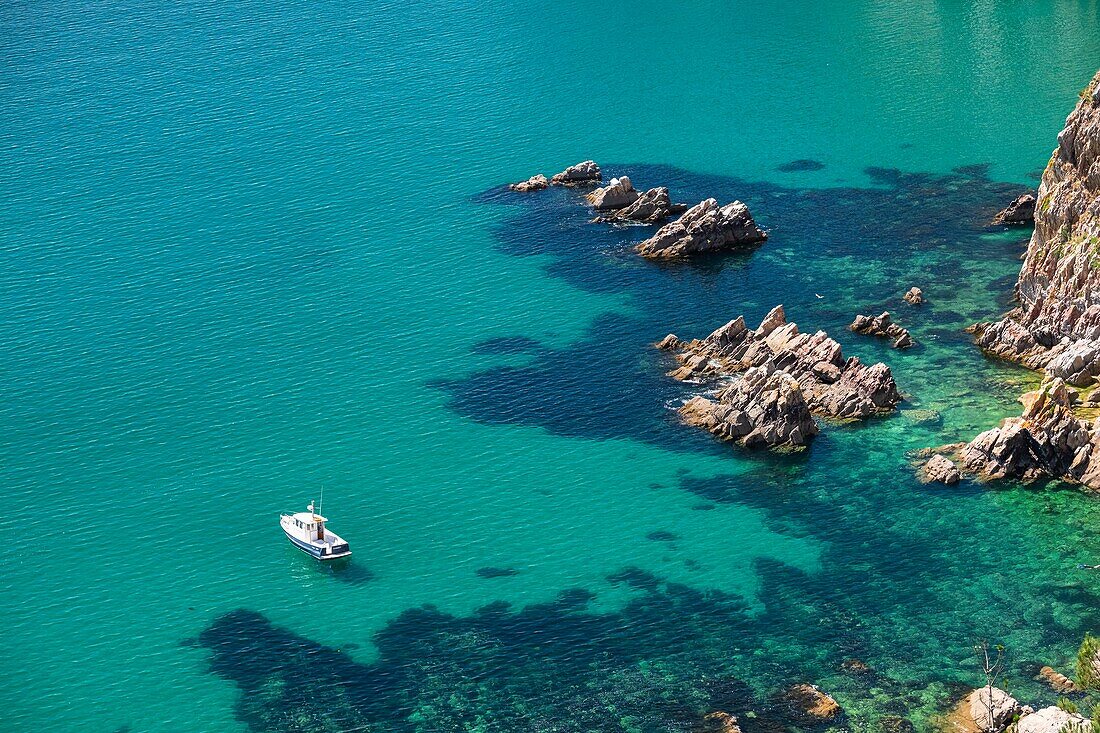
[4,2,1100,731]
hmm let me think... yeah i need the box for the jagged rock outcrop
[657,305,902,420]
[594,186,687,224]
[1017,706,1090,733]
[970,70,1100,375]
[961,377,1100,489]
[777,684,842,725]
[921,454,961,484]
[850,311,914,349]
[550,160,601,187]
[991,193,1037,225]
[904,287,924,305]
[679,364,819,448]
[585,176,638,210]
[635,198,766,258]
[509,174,549,192]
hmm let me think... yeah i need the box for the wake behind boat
[280,501,351,561]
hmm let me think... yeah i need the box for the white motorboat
[280,501,351,561]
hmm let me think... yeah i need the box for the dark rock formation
[594,186,687,224]
[961,378,1100,489]
[635,198,766,258]
[509,174,549,192]
[777,684,842,725]
[550,160,601,187]
[991,193,1037,225]
[921,454,961,485]
[678,364,819,449]
[850,311,914,349]
[657,305,902,420]
[903,287,924,305]
[584,176,638,210]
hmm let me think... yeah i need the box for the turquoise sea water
[4,2,1100,731]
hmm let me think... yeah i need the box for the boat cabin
[289,512,327,541]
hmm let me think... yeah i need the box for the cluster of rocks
[509,160,602,192]
[850,311,914,349]
[904,286,924,305]
[657,306,901,447]
[991,192,1038,226]
[509,161,766,255]
[635,198,767,258]
[947,686,1091,733]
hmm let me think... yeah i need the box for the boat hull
[281,526,352,561]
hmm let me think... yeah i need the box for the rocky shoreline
[923,70,1100,489]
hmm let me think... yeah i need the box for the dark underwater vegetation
[194,164,1100,732]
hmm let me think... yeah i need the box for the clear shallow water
[3,1,1100,731]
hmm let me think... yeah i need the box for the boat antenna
[319,485,324,517]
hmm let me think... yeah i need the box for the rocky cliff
[953,70,1100,489]
[972,70,1100,367]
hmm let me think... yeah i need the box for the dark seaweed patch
[776,159,826,172]
[647,530,680,542]
[476,566,519,578]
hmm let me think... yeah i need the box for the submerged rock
[839,658,871,675]
[879,716,915,733]
[778,684,842,725]
[585,176,639,210]
[991,192,1037,226]
[850,311,914,349]
[550,160,601,187]
[679,364,819,449]
[509,174,549,192]
[661,305,901,422]
[1037,665,1077,693]
[701,711,742,733]
[903,287,924,305]
[921,454,961,484]
[635,198,766,258]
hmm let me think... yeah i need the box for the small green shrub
[1058,697,1079,714]
[1076,632,1100,690]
